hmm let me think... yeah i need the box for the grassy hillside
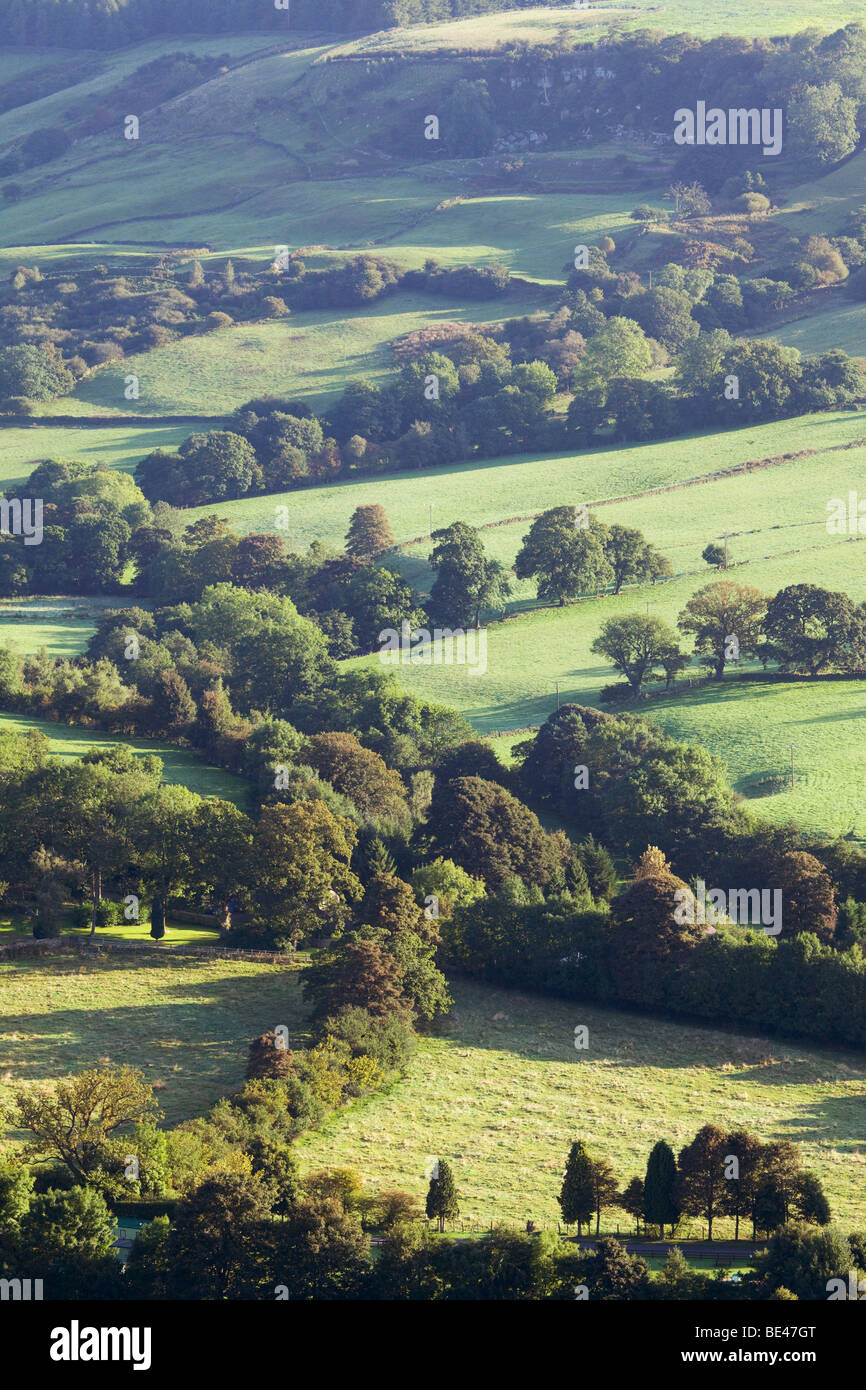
[0,711,248,805]
[0,953,309,1133]
[295,975,866,1231]
[0,423,190,490]
[186,408,866,547]
[50,288,544,418]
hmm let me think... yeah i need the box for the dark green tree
[425,1158,459,1233]
[643,1140,680,1239]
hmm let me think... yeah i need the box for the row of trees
[592,580,866,697]
[561,1131,829,1242]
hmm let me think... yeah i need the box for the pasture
[0,711,248,805]
[0,953,309,1134]
[295,975,866,1231]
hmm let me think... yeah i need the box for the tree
[166,1173,273,1300]
[149,894,165,942]
[702,541,726,569]
[753,1223,853,1300]
[794,1172,831,1227]
[589,1157,619,1237]
[573,316,653,390]
[559,1140,595,1236]
[0,344,74,402]
[772,852,837,940]
[250,800,361,947]
[764,584,866,674]
[8,1065,160,1187]
[619,1177,645,1235]
[677,1124,729,1239]
[345,504,394,561]
[668,181,711,217]
[591,613,684,696]
[579,1236,650,1300]
[426,775,566,891]
[303,938,409,1022]
[13,1185,119,1297]
[603,523,668,595]
[304,732,408,823]
[643,1140,680,1238]
[515,508,613,605]
[678,581,767,678]
[630,286,698,353]
[720,1129,764,1240]
[246,1032,295,1083]
[788,83,858,168]
[428,521,511,627]
[426,1158,459,1232]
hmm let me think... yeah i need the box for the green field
[0,711,248,805]
[768,298,866,359]
[187,408,866,547]
[0,911,220,947]
[344,3,852,48]
[0,953,309,1133]
[54,288,543,418]
[0,598,101,656]
[0,423,190,490]
[295,976,866,1231]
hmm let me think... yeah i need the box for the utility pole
[551,679,561,711]
[788,743,797,788]
[723,532,729,569]
[429,502,435,538]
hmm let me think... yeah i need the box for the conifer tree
[643,1139,680,1238]
[425,1158,458,1233]
[559,1140,595,1236]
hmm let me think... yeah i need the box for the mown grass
[295,976,866,1232]
[0,954,309,1133]
[0,711,248,806]
[0,911,220,948]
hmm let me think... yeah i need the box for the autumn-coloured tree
[303,938,409,1022]
[773,851,837,940]
[10,1065,160,1186]
[245,1031,295,1082]
[345,504,394,561]
[678,580,767,679]
[303,732,409,823]
[677,1124,729,1239]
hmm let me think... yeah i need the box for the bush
[206,311,234,331]
[70,900,124,930]
[735,192,771,214]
